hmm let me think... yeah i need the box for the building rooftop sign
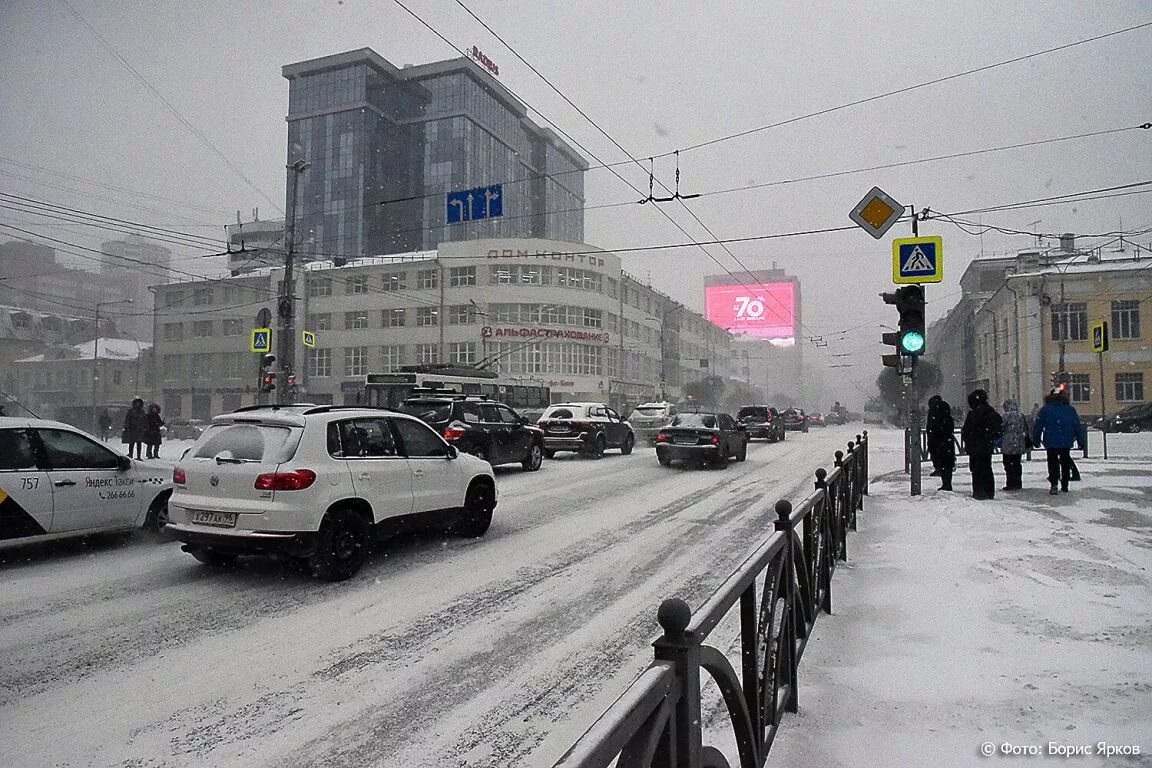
[470,45,499,76]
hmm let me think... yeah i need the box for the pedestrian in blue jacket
[1032,390,1086,495]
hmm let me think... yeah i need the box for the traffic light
[259,353,277,393]
[895,284,926,356]
[881,330,902,369]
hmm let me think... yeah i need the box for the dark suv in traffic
[736,405,785,442]
[397,395,545,471]
[781,408,809,432]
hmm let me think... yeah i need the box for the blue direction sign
[892,236,944,284]
[446,184,503,224]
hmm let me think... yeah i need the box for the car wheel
[588,435,606,460]
[454,481,495,538]
[657,453,672,466]
[522,442,544,472]
[309,508,371,582]
[143,492,171,532]
[737,441,748,462]
[711,446,730,469]
[620,434,635,456]
[189,547,237,566]
[1131,424,1143,434]
[543,448,556,459]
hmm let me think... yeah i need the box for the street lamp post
[279,159,310,404]
[92,299,133,433]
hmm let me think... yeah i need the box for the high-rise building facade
[282,49,587,261]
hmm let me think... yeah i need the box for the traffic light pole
[1099,350,1108,460]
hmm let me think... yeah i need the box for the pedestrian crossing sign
[251,327,271,353]
[302,330,316,349]
[892,236,943,284]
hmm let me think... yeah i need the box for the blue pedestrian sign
[446,184,503,224]
[892,236,944,284]
[251,327,271,353]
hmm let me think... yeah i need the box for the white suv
[166,405,497,581]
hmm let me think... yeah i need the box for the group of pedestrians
[119,398,164,459]
[926,387,1087,499]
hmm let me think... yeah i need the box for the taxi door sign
[302,330,316,349]
[892,236,944,284]
[1091,321,1109,353]
[251,327,271,353]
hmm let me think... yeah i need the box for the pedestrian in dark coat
[925,395,956,491]
[999,399,1029,491]
[122,398,147,460]
[1032,390,1087,495]
[144,403,164,459]
[961,389,1003,500]
[97,410,112,441]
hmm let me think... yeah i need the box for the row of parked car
[0,394,833,582]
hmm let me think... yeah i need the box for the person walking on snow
[961,389,1002,500]
[925,395,956,490]
[999,399,1029,491]
[1032,389,1086,495]
[122,398,147,460]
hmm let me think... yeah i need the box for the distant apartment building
[281,48,587,259]
[99,237,172,342]
[149,238,732,420]
[932,235,1151,415]
[224,217,286,275]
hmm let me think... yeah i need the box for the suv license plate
[190,510,238,528]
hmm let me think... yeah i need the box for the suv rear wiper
[215,455,254,465]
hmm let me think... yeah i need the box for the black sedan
[1093,402,1152,433]
[655,412,748,468]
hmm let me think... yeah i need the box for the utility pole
[279,159,310,405]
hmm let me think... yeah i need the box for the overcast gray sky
[2,0,1150,398]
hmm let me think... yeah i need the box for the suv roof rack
[230,403,321,413]
[406,392,490,402]
[299,405,395,415]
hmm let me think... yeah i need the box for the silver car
[627,402,679,445]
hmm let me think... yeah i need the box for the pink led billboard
[705,282,796,341]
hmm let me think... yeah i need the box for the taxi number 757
[20,476,41,491]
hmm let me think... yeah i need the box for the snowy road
[0,427,866,768]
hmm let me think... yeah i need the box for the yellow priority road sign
[302,330,317,349]
[849,186,904,239]
[892,236,943,284]
[251,327,271,353]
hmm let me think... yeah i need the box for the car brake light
[173,467,186,485]
[656,433,667,443]
[443,426,466,441]
[254,469,317,491]
[711,435,720,445]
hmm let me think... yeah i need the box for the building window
[222,352,246,379]
[346,275,368,295]
[382,272,407,292]
[309,348,331,378]
[164,290,186,308]
[163,323,183,342]
[345,311,370,330]
[1116,373,1144,402]
[448,304,475,325]
[416,344,439,364]
[162,354,184,382]
[384,308,406,328]
[417,269,438,290]
[1068,373,1091,403]
[416,307,439,326]
[449,342,476,364]
[1111,300,1140,340]
[344,346,367,376]
[381,345,404,371]
[193,320,214,338]
[1051,302,1087,342]
[308,278,332,297]
[222,319,242,336]
[311,313,331,330]
[449,266,476,287]
[112,370,122,385]
[193,288,213,306]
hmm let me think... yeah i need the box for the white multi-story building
[150,238,731,419]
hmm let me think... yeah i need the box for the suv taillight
[444,426,466,441]
[656,433,668,443]
[711,435,720,445]
[254,469,317,491]
[173,467,186,485]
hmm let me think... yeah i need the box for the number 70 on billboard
[704,282,797,341]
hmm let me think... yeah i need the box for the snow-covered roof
[15,338,150,363]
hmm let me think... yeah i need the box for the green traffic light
[900,331,925,354]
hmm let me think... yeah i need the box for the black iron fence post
[813,467,833,614]
[846,441,860,527]
[773,500,799,714]
[858,432,870,495]
[652,598,701,767]
[833,449,848,561]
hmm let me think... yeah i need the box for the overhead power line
[57,0,282,215]
[667,21,1152,157]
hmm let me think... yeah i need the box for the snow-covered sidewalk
[759,432,1152,767]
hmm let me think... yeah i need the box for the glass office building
[283,49,587,260]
